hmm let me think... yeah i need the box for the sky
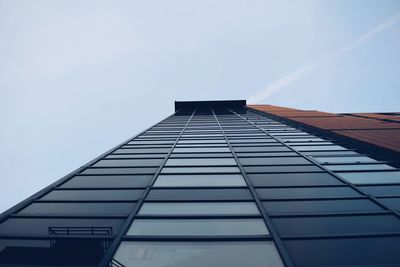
[0,0,399,213]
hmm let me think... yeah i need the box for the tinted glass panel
[154,174,246,187]
[273,214,400,236]
[360,185,400,196]
[234,146,291,152]
[114,241,284,267]
[249,173,341,187]
[173,147,230,153]
[93,159,163,167]
[165,158,236,166]
[244,165,322,173]
[127,219,269,236]
[285,237,400,267]
[41,189,143,201]
[263,199,382,215]
[379,197,400,211]
[0,218,124,235]
[138,202,260,215]
[81,167,157,175]
[338,171,400,184]
[61,175,153,188]
[18,202,136,215]
[146,189,253,201]
[239,157,311,165]
[314,156,377,164]
[325,164,394,171]
[256,187,360,199]
[291,145,346,151]
[161,167,241,174]
[0,239,108,266]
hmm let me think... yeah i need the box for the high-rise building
[1,100,400,267]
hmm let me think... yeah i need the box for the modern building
[1,100,400,267]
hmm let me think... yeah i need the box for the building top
[248,104,400,155]
[175,100,246,111]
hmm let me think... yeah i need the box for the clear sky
[0,0,399,213]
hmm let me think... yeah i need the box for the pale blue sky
[0,0,399,213]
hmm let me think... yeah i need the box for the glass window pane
[290,145,347,151]
[314,156,377,164]
[60,175,153,188]
[324,164,394,171]
[161,167,241,174]
[154,174,246,187]
[81,167,157,175]
[284,237,400,267]
[173,147,230,153]
[165,158,236,166]
[337,171,400,184]
[256,187,360,199]
[0,239,108,266]
[263,199,382,215]
[249,173,342,187]
[239,157,311,165]
[360,185,400,197]
[138,202,260,215]
[93,159,163,167]
[244,165,321,173]
[273,214,400,236]
[146,189,253,201]
[41,189,143,201]
[18,202,136,215]
[127,219,269,236]
[0,218,124,236]
[113,241,284,267]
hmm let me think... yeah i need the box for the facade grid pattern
[0,100,399,267]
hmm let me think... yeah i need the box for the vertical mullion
[231,108,400,219]
[98,109,196,267]
[212,108,294,267]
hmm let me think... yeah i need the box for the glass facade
[0,100,399,267]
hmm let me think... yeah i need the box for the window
[360,185,400,197]
[161,166,241,174]
[113,241,284,267]
[284,236,400,267]
[81,167,158,175]
[165,158,237,166]
[290,145,347,151]
[324,164,394,171]
[173,147,231,153]
[154,174,247,187]
[114,148,171,154]
[249,173,341,187]
[273,214,400,236]
[337,171,400,184]
[233,146,291,153]
[60,175,153,188]
[314,156,377,164]
[0,218,124,236]
[138,202,260,215]
[256,187,360,199]
[146,189,253,201]
[41,189,143,201]
[127,219,269,236]
[239,157,311,166]
[93,159,163,167]
[244,165,322,173]
[18,202,136,215]
[262,199,382,215]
